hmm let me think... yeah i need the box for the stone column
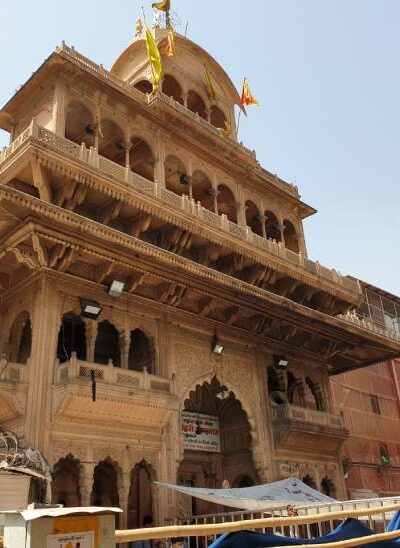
[85,320,98,363]
[80,461,95,506]
[52,78,67,136]
[155,132,166,187]
[121,330,131,370]
[119,471,131,530]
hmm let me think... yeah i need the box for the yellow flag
[204,66,217,101]
[240,78,258,106]
[152,0,171,11]
[163,28,176,57]
[145,23,163,92]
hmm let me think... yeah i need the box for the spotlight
[108,280,125,298]
[179,173,189,185]
[80,298,102,320]
[274,355,289,369]
[216,390,231,400]
[211,335,224,355]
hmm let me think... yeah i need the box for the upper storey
[112,27,243,139]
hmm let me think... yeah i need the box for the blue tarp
[209,510,400,547]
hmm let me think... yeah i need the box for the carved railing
[0,122,361,298]
[54,353,174,394]
[338,311,400,342]
[271,403,345,429]
[0,358,29,383]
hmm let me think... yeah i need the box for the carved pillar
[121,330,131,370]
[85,320,98,363]
[80,462,95,506]
[119,471,131,530]
[155,132,166,186]
[125,143,131,168]
[52,78,67,136]
[182,92,188,108]
[278,220,284,243]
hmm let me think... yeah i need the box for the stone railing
[338,311,400,343]
[0,122,362,299]
[271,403,345,429]
[54,353,174,394]
[0,358,29,383]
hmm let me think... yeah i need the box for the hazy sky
[1,1,399,294]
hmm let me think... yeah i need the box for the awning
[155,477,336,511]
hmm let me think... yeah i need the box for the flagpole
[236,109,242,139]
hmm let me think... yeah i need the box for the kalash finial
[135,18,144,37]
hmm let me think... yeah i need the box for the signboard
[182,411,220,453]
[47,530,94,548]
[277,461,300,478]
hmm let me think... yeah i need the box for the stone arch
[232,474,255,488]
[52,454,82,507]
[129,136,155,181]
[302,473,318,490]
[217,184,237,223]
[286,371,304,406]
[192,169,213,209]
[65,99,95,148]
[265,210,281,241]
[134,79,152,94]
[245,200,263,236]
[56,312,86,364]
[128,329,155,373]
[162,74,184,104]
[94,320,121,366]
[91,457,121,525]
[165,155,189,196]
[210,105,227,129]
[8,311,32,364]
[187,90,207,120]
[127,460,156,528]
[98,118,126,165]
[283,219,299,253]
[321,476,336,498]
[305,377,324,411]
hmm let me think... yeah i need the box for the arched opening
[217,185,237,223]
[127,460,154,529]
[302,474,318,490]
[52,454,81,507]
[65,100,95,148]
[283,220,299,253]
[134,80,152,94]
[177,378,258,516]
[94,321,121,367]
[321,476,336,498]
[91,458,120,525]
[192,170,213,210]
[287,372,304,407]
[56,313,86,364]
[165,155,189,196]
[305,377,324,411]
[98,119,126,166]
[162,74,184,104]
[232,474,255,488]
[210,106,227,130]
[8,312,32,364]
[245,200,263,236]
[129,137,154,181]
[264,210,281,242]
[187,90,207,120]
[128,329,154,373]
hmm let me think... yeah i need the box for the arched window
[128,329,153,372]
[321,476,336,498]
[98,119,126,166]
[245,200,263,236]
[187,90,207,120]
[305,377,324,411]
[57,314,86,364]
[283,220,299,253]
[302,474,317,490]
[94,321,120,367]
[134,80,152,94]
[128,461,154,529]
[287,372,304,407]
[232,474,255,488]
[8,312,32,364]
[217,185,237,223]
[264,210,281,241]
[210,106,227,130]
[91,458,120,525]
[192,170,213,210]
[165,155,189,196]
[129,137,154,181]
[65,100,95,148]
[52,454,81,507]
[162,74,184,104]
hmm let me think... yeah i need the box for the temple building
[0,17,399,527]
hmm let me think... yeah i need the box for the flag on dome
[240,78,258,106]
[145,23,163,92]
[152,0,171,11]
[204,66,218,101]
[163,28,176,57]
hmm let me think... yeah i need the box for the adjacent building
[0,20,399,526]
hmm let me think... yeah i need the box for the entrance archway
[177,377,258,516]
[127,460,154,528]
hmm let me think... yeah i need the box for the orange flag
[163,28,176,57]
[240,78,258,106]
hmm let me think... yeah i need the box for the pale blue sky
[1,1,399,294]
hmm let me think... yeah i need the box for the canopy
[155,477,336,511]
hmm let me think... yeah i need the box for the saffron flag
[152,0,171,11]
[204,66,217,101]
[145,23,163,92]
[240,78,258,106]
[163,28,176,57]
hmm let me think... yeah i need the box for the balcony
[271,404,348,455]
[52,353,178,430]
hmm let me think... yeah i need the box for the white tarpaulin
[155,477,336,511]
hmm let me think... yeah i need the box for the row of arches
[52,455,153,528]
[134,73,228,130]
[267,367,326,411]
[303,473,337,498]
